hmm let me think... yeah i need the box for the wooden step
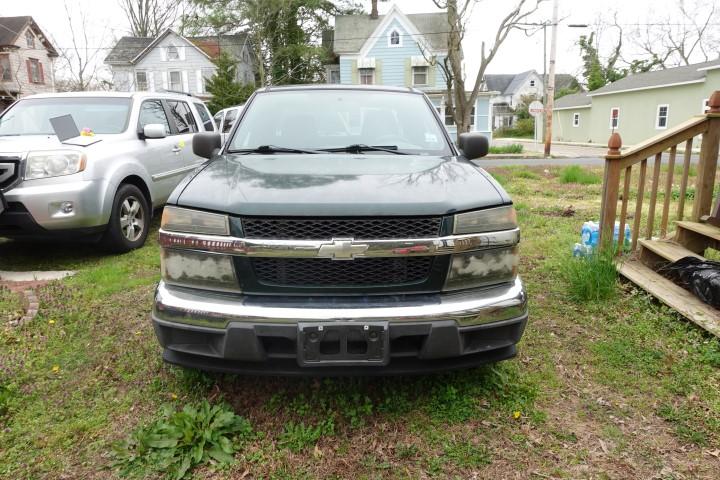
[638,238,703,263]
[619,259,720,337]
[675,221,720,242]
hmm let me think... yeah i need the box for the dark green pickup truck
[152,85,527,375]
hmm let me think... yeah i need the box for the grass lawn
[1,165,719,479]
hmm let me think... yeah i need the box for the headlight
[453,206,517,234]
[161,206,229,235]
[24,150,86,180]
[444,246,518,291]
[161,248,240,292]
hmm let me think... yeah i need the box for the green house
[553,59,720,146]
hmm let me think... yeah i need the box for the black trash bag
[658,256,720,308]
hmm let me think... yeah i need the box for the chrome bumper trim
[158,228,520,259]
[153,277,527,328]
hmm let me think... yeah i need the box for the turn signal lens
[444,246,519,291]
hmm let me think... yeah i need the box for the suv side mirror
[142,124,167,139]
[458,132,489,160]
[193,132,222,159]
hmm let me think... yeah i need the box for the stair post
[692,90,720,222]
[600,132,623,249]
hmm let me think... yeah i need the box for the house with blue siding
[325,6,493,139]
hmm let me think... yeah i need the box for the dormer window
[529,80,535,87]
[167,45,179,60]
[26,31,35,49]
[389,30,401,47]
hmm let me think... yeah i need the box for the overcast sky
[0,0,715,83]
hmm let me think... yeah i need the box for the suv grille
[251,257,433,287]
[0,156,20,191]
[241,217,442,240]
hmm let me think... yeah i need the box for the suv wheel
[101,184,150,253]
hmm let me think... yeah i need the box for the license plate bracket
[298,322,389,367]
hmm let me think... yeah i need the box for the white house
[104,29,255,100]
[0,16,58,111]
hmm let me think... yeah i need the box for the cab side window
[138,99,171,135]
[194,102,214,131]
[213,112,223,131]
[167,100,198,134]
[223,109,237,134]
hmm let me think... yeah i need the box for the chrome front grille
[0,156,20,191]
[241,216,442,240]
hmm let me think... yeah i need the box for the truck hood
[0,134,108,152]
[174,154,509,217]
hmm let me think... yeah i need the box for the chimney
[370,0,378,19]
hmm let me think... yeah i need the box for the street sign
[528,100,544,117]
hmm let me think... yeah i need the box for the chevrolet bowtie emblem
[318,238,370,260]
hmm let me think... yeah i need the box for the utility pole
[543,0,559,157]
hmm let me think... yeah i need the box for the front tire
[101,184,150,253]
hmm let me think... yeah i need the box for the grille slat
[241,217,442,240]
[252,257,433,287]
[0,156,20,191]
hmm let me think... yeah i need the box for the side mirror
[458,132,489,160]
[142,124,167,139]
[193,132,222,159]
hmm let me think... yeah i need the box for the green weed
[560,249,618,302]
[559,165,601,184]
[111,400,252,479]
[444,440,492,468]
[278,418,335,453]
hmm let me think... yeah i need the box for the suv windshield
[228,90,451,155]
[0,97,132,136]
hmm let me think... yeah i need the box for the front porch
[599,90,720,337]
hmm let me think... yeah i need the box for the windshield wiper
[319,144,410,155]
[230,145,327,154]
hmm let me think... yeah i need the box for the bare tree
[432,0,545,138]
[120,0,187,37]
[56,1,107,91]
[631,0,719,68]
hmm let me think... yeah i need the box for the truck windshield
[0,97,132,136]
[228,90,451,155]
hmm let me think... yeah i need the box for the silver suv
[0,91,215,252]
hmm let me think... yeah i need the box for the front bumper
[152,278,528,375]
[0,179,109,236]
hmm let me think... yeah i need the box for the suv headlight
[444,246,519,291]
[25,150,86,180]
[453,206,517,234]
[161,206,230,235]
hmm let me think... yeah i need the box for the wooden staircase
[619,220,720,337]
[600,90,720,337]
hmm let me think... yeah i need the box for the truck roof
[22,91,205,102]
[257,84,422,94]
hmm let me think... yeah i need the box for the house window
[169,71,182,91]
[28,59,43,84]
[530,80,536,87]
[573,112,580,127]
[0,55,10,81]
[412,66,428,86]
[444,102,475,127]
[656,104,669,129]
[359,68,374,85]
[167,45,179,60]
[389,30,401,46]
[330,69,340,84]
[25,31,35,49]
[135,71,148,90]
[702,98,710,113]
[610,107,619,129]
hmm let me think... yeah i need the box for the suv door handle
[172,147,181,153]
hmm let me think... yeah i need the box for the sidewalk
[493,137,608,158]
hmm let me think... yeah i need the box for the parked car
[0,91,214,252]
[213,105,244,143]
[153,84,527,375]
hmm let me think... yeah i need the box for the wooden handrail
[599,90,720,250]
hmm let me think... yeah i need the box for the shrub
[495,118,535,138]
[489,144,524,154]
[560,248,618,302]
[111,400,252,479]
[559,165,601,184]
